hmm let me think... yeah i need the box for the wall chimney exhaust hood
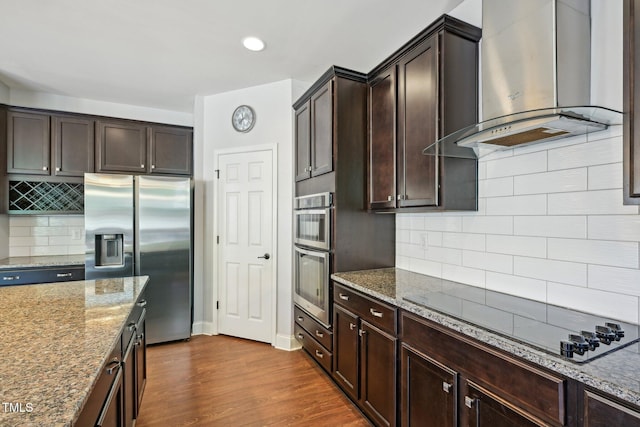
[424,0,623,159]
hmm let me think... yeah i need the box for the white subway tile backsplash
[485,272,547,302]
[10,216,49,227]
[588,265,640,297]
[442,232,486,251]
[10,236,49,247]
[548,189,638,215]
[485,195,547,216]
[9,227,30,237]
[68,245,86,255]
[463,250,513,274]
[548,136,622,170]
[513,216,587,238]
[588,215,640,242]
[31,226,70,237]
[486,235,547,258]
[588,163,623,190]
[479,176,514,197]
[424,247,462,265]
[31,246,67,256]
[49,215,84,226]
[513,257,587,287]
[10,247,30,257]
[485,151,547,179]
[548,238,639,268]
[399,133,639,323]
[462,216,513,235]
[442,264,485,288]
[514,168,587,195]
[49,235,79,246]
[424,216,462,232]
[547,282,639,324]
[410,258,442,278]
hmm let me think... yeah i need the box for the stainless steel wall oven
[293,192,332,326]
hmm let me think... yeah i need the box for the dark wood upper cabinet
[294,100,311,182]
[149,125,192,175]
[367,16,481,212]
[7,110,50,175]
[368,66,397,210]
[294,80,334,182]
[624,0,640,204]
[397,36,438,208]
[96,120,148,174]
[52,115,94,177]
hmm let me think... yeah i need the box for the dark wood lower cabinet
[134,309,147,412]
[97,365,124,427]
[401,344,457,427]
[583,389,640,427]
[333,288,397,427]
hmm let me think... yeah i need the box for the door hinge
[216,301,219,310]
[215,169,220,179]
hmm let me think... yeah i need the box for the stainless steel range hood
[424,0,623,159]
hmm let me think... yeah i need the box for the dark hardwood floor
[135,335,370,426]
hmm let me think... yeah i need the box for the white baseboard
[191,321,216,336]
[274,333,302,351]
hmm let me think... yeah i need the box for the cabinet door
[149,126,192,175]
[123,333,136,427]
[7,111,50,174]
[584,390,640,427]
[52,115,94,177]
[361,320,397,427]
[310,80,333,177]
[96,120,148,173]
[369,67,397,210]
[401,344,457,427]
[397,36,438,208]
[624,0,640,203]
[134,311,147,413]
[464,381,545,427]
[294,100,311,181]
[96,364,124,427]
[333,303,360,402]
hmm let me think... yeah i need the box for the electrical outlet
[71,229,82,241]
[419,232,428,250]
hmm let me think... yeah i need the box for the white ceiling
[0,0,467,113]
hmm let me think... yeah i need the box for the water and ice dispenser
[95,234,124,267]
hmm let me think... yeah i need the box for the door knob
[258,253,270,260]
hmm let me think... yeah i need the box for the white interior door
[217,148,274,343]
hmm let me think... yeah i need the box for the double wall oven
[293,192,333,327]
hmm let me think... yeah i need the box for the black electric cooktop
[400,280,640,364]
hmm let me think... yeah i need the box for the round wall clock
[232,105,256,132]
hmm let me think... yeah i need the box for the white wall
[8,89,193,126]
[192,79,306,350]
[0,80,9,104]
[398,1,639,323]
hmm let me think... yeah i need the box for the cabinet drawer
[122,294,147,354]
[294,305,332,351]
[0,266,84,286]
[295,323,332,373]
[334,283,396,334]
[401,311,566,426]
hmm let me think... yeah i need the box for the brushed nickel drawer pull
[297,333,304,340]
[339,293,350,301]
[442,382,452,393]
[2,276,19,281]
[315,350,324,359]
[370,308,383,318]
[349,322,357,330]
[464,396,475,409]
[56,272,73,278]
[315,330,324,338]
[297,316,304,322]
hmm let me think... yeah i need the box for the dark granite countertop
[332,268,640,408]
[0,276,148,427]
[0,255,85,270]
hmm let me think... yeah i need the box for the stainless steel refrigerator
[84,173,192,344]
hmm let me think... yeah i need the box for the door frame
[212,143,278,345]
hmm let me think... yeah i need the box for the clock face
[232,105,255,132]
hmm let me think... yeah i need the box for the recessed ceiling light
[242,36,265,52]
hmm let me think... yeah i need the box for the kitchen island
[0,275,148,427]
[332,268,640,423]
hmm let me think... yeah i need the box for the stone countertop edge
[0,254,86,269]
[0,275,149,427]
[331,268,640,409]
